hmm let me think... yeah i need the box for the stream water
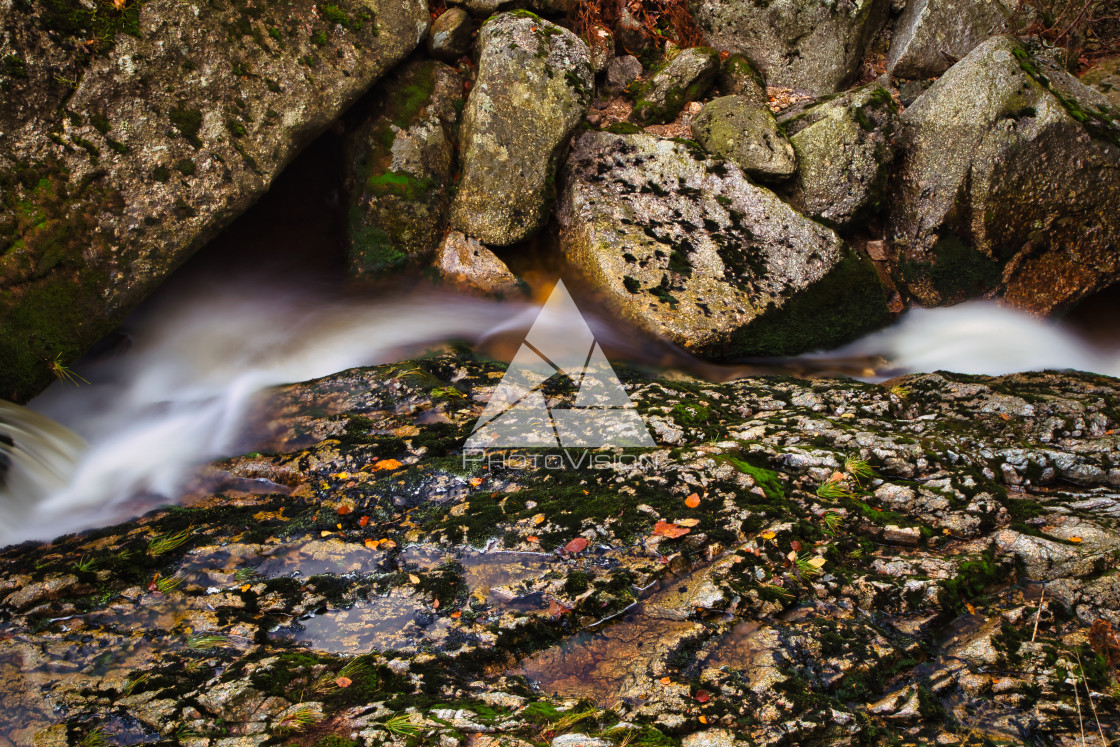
[2,131,1120,549]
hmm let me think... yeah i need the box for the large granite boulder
[887,0,1012,79]
[449,11,593,247]
[1082,55,1120,111]
[889,36,1120,312]
[784,80,901,228]
[557,131,891,358]
[689,0,892,95]
[0,0,429,402]
[344,61,465,278]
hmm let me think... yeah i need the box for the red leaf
[652,520,691,539]
[695,689,711,703]
[548,599,572,617]
[565,537,589,554]
[335,676,352,688]
[790,540,802,552]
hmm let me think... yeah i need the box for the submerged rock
[557,131,891,358]
[889,36,1120,311]
[887,0,1012,79]
[344,61,465,278]
[690,0,892,94]
[449,11,593,247]
[691,95,798,182]
[631,47,720,124]
[0,0,430,402]
[784,81,901,228]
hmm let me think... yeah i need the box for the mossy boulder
[433,231,527,298]
[690,0,891,95]
[0,0,430,402]
[448,12,593,247]
[630,47,720,124]
[783,80,901,228]
[557,131,892,359]
[717,53,768,106]
[886,0,1012,79]
[691,95,797,182]
[446,0,573,18]
[1081,55,1120,111]
[889,36,1120,312]
[344,60,465,279]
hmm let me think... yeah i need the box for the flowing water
[2,269,1119,549]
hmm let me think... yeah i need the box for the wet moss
[169,105,204,148]
[899,232,1003,304]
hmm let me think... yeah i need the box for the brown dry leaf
[806,557,827,569]
[685,493,701,508]
[759,531,776,540]
[678,518,700,527]
[790,540,803,551]
[565,537,590,554]
[335,676,352,688]
[409,573,421,584]
[695,689,711,703]
[653,521,690,539]
[532,514,546,525]
[433,598,440,609]
[548,599,571,617]
[374,459,403,471]
[470,477,484,487]
[966,602,976,615]
[320,531,334,538]
[381,539,397,549]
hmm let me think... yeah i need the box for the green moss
[318,3,373,32]
[726,250,892,358]
[88,112,111,135]
[1,54,27,78]
[622,276,641,293]
[174,158,196,176]
[605,122,643,135]
[311,29,328,45]
[151,166,171,183]
[169,106,203,148]
[38,0,147,56]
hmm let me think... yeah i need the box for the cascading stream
[2,274,1118,548]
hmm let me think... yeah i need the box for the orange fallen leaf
[532,514,546,525]
[653,520,690,539]
[359,516,370,527]
[241,583,251,592]
[470,477,484,487]
[999,413,1011,421]
[759,531,776,540]
[548,599,572,617]
[685,493,701,508]
[337,505,352,516]
[450,610,462,619]
[364,539,379,550]
[565,537,589,554]
[433,598,440,609]
[695,689,711,703]
[660,676,671,684]
[320,531,334,538]
[1070,536,1083,543]
[966,603,976,615]
[409,573,421,584]
[699,715,708,724]
[335,676,352,688]
[381,539,397,549]
[527,536,539,542]
[374,459,403,471]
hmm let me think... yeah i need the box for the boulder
[599,55,644,102]
[433,231,527,298]
[689,0,892,95]
[0,0,429,402]
[887,0,1011,79]
[428,8,475,61]
[691,96,798,182]
[717,53,768,106]
[449,11,593,247]
[344,61,465,278]
[889,36,1120,312]
[557,131,892,358]
[447,0,572,17]
[631,47,720,124]
[784,80,901,228]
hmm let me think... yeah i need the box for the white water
[1,285,1118,547]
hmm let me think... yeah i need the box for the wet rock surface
[690,96,797,182]
[557,131,891,358]
[889,36,1120,312]
[0,0,429,402]
[5,353,1120,745]
[449,11,593,247]
[630,47,720,125]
